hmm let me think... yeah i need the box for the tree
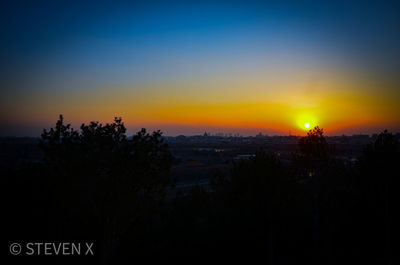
[39,115,173,262]
[298,126,328,159]
[221,149,289,264]
[357,130,399,264]
[295,126,330,264]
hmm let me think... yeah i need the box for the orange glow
[2,72,399,136]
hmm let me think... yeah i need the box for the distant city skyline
[1,1,399,137]
[1,122,397,138]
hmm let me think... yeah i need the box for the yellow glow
[295,111,318,132]
[3,71,400,136]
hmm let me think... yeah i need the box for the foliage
[298,126,329,158]
[39,114,173,196]
[38,115,173,261]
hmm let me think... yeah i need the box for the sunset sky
[1,0,399,136]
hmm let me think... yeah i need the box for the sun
[296,112,318,132]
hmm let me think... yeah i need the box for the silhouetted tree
[298,126,329,159]
[212,149,290,263]
[357,130,399,264]
[293,126,330,264]
[39,115,173,262]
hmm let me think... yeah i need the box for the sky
[1,0,399,136]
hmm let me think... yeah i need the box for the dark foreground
[3,119,400,264]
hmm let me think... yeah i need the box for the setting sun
[296,112,319,133]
